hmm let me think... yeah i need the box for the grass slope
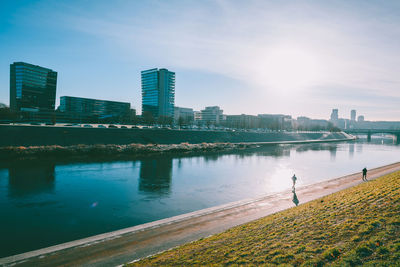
[130,171,400,266]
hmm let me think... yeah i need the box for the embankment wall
[0,125,352,147]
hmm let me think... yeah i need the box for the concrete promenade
[1,161,400,267]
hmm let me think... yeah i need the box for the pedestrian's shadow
[292,188,299,206]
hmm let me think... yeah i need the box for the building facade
[225,114,260,129]
[59,96,130,118]
[10,62,57,112]
[141,68,175,119]
[200,106,224,125]
[174,107,194,124]
[193,111,202,122]
[258,114,293,130]
[296,116,329,130]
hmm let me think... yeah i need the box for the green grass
[129,171,400,266]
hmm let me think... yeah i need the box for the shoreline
[1,160,398,267]
[0,136,355,161]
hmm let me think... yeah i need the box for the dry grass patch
[129,171,400,266]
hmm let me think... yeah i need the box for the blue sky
[1,0,399,120]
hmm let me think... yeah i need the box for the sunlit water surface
[0,137,399,257]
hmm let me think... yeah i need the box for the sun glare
[261,46,321,93]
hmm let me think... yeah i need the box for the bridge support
[367,132,371,142]
[396,133,400,144]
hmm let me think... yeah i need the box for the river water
[0,137,399,257]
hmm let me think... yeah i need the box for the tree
[158,115,173,126]
[327,122,341,132]
[0,106,17,121]
[142,111,155,125]
[178,116,185,127]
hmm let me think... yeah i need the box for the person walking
[291,174,297,191]
[362,167,368,181]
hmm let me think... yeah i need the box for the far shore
[0,137,355,161]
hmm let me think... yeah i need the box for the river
[0,136,399,257]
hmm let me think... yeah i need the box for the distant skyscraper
[357,115,365,122]
[351,110,356,121]
[10,62,57,112]
[141,68,175,118]
[330,109,338,121]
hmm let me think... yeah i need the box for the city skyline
[1,1,400,120]
[4,61,377,123]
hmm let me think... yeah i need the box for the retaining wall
[0,125,352,147]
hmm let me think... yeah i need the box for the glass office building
[60,96,130,118]
[10,62,57,112]
[141,68,175,118]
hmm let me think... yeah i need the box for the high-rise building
[59,96,130,118]
[351,110,356,121]
[357,115,365,122]
[330,109,338,121]
[10,62,57,112]
[141,68,175,119]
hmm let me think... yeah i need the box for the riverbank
[0,142,253,161]
[1,162,398,266]
[0,135,355,161]
[131,169,400,266]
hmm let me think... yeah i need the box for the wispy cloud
[4,0,399,119]
[57,1,400,96]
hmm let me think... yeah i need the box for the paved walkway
[1,162,400,267]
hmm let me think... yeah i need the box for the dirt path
[1,161,400,267]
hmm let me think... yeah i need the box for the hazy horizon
[1,0,400,121]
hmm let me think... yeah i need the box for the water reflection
[295,143,338,161]
[349,143,354,158]
[356,143,363,153]
[295,143,337,153]
[1,143,364,199]
[203,154,219,162]
[139,158,172,196]
[329,146,337,160]
[254,145,291,157]
[7,162,55,197]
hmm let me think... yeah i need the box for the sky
[0,0,400,121]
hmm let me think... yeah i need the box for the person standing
[362,167,368,181]
[291,174,297,190]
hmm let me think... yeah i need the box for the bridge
[344,129,400,143]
